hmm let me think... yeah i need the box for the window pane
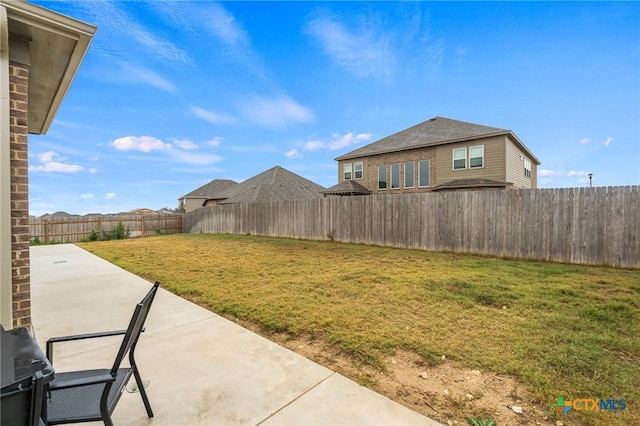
[469,146,483,168]
[453,148,466,169]
[354,162,363,179]
[343,163,352,180]
[404,162,414,188]
[419,160,430,187]
[391,163,400,188]
[378,165,387,189]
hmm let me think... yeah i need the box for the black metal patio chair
[45,281,160,426]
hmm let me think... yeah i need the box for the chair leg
[132,368,153,418]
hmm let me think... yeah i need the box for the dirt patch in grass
[238,321,557,426]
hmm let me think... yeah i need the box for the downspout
[0,4,13,328]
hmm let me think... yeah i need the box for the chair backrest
[110,282,160,375]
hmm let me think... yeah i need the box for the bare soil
[237,319,562,426]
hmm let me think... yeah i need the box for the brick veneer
[9,60,31,328]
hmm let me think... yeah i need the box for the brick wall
[9,61,31,328]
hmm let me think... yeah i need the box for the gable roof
[321,180,371,196]
[335,116,540,164]
[431,178,513,191]
[219,166,325,204]
[180,179,238,200]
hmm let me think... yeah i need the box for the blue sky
[29,1,639,216]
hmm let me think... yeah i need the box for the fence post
[141,215,145,236]
[44,220,50,243]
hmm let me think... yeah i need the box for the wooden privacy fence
[30,214,182,243]
[184,186,639,268]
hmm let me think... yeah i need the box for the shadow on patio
[31,244,440,425]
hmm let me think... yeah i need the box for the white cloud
[538,169,564,177]
[238,95,315,129]
[304,132,372,152]
[89,168,98,175]
[285,149,302,159]
[118,63,176,93]
[305,14,395,82]
[104,192,117,200]
[170,150,223,165]
[172,139,199,150]
[191,106,238,125]
[604,136,614,147]
[580,138,590,144]
[111,136,172,152]
[568,170,589,177]
[207,3,249,47]
[80,193,95,200]
[29,151,83,174]
[207,137,223,147]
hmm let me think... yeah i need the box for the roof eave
[3,0,96,134]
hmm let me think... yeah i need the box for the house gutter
[0,4,12,328]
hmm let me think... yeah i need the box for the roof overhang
[431,179,514,192]
[2,0,96,134]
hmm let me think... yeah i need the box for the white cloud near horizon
[170,150,223,166]
[538,169,564,177]
[604,136,614,147]
[579,138,590,144]
[304,132,372,152]
[238,95,315,129]
[111,136,172,152]
[568,170,589,177]
[80,193,95,200]
[29,151,83,174]
[207,137,223,147]
[104,192,117,200]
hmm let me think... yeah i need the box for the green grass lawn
[79,234,639,425]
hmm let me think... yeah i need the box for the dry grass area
[79,234,640,426]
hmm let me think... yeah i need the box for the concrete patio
[30,244,441,425]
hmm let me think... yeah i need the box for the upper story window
[343,163,352,180]
[354,162,363,180]
[391,163,400,189]
[453,148,466,170]
[378,165,387,189]
[404,161,415,188]
[524,158,531,178]
[469,145,484,168]
[419,160,430,187]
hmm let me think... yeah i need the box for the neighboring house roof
[336,116,540,164]
[180,179,238,200]
[431,179,513,191]
[321,180,371,196]
[219,166,325,204]
[2,0,97,134]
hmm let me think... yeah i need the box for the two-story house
[326,117,540,196]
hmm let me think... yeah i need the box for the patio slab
[30,244,441,425]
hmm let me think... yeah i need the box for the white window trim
[453,148,466,170]
[354,161,363,180]
[418,159,430,188]
[343,163,352,180]
[469,145,484,169]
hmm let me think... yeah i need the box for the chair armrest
[46,330,127,364]
[49,374,115,391]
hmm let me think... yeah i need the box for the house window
[469,145,484,168]
[354,162,363,180]
[453,148,466,170]
[343,163,352,180]
[419,160,430,187]
[404,161,414,188]
[391,163,400,189]
[378,165,387,189]
[524,158,531,179]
